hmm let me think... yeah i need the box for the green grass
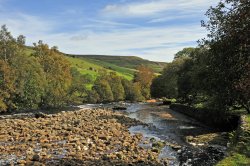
[217,115,250,166]
[67,56,134,80]
[23,46,165,81]
[217,153,250,166]
[82,57,135,80]
[66,56,102,78]
[71,55,166,73]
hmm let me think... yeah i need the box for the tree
[32,41,72,108]
[122,79,133,100]
[151,58,187,99]
[86,90,100,104]
[0,60,15,112]
[109,72,125,101]
[0,25,16,62]
[122,79,144,102]
[0,25,46,111]
[201,0,250,112]
[134,65,154,99]
[174,47,196,59]
[68,67,93,104]
[11,55,46,109]
[131,82,145,102]
[93,79,113,103]
[177,47,210,103]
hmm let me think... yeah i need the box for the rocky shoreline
[0,108,165,166]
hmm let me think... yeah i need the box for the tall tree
[151,58,187,99]
[0,60,15,111]
[32,41,72,107]
[174,47,196,59]
[11,55,46,109]
[68,67,92,103]
[0,25,16,62]
[93,79,114,103]
[201,0,250,112]
[134,65,154,99]
[109,72,125,101]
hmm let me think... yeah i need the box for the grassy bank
[217,115,250,166]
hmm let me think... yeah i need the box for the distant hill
[24,47,167,80]
[66,54,167,73]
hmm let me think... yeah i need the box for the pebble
[0,108,162,165]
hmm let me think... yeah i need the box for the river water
[79,103,228,166]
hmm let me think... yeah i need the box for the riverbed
[0,103,229,166]
[79,103,229,166]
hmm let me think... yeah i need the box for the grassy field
[217,115,250,166]
[23,47,166,81]
[70,55,166,73]
[66,56,135,80]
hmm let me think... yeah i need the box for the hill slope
[65,56,135,80]
[24,47,166,80]
[68,54,166,73]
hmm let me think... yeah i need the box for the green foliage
[109,72,125,101]
[130,82,145,102]
[200,0,250,113]
[0,25,46,111]
[152,0,249,115]
[0,25,153,111]
[11,55,46,109]
[151,57,187,99]
[89,70,147,103]
[0,25,19,63]
[67,67,93,104]
[217,153,250,166]
[174,47,197,59]
[32,41,72,108]
[134,65,154,100]
[86,90,100,104]
[93,79,114,103]
[0,60,15,111]
[91,71,126,103]
[122,79,135,101]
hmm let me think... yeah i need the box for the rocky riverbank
[0,108,164,166]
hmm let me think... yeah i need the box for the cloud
[0,13,55,40]
[70,35,88,41]
[102,0,217,18]
[39,24,205,62]
[0,12,205,62]
[103,2,170,17]
[0,0,217,62]
[88,19,138,28]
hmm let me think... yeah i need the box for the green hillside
[66,56,135,80]
[69,55,166,73]
[24,47,166,80]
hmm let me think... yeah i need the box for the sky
[0,0,218,62]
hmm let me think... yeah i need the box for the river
[79,102,228,166]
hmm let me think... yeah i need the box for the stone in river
[32,154,41,161]
[18,160,26,164]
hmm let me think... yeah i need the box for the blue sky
[0,0,218,62]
